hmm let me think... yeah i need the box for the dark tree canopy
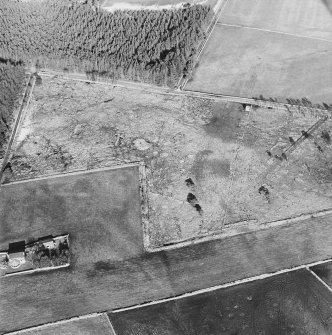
[0,0,213,86]
[0,61,25,157]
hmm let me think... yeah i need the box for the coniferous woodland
[0,0,213,86]
[0,61,25,157]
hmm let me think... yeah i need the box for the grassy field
[185,24,332,103]
[1,211,332,333]
[12,314,115,335]
[110,270,332,335]
[220,0,332,40]
[186,0,332,102]
[0,167,143,264]
[7,77,332,248]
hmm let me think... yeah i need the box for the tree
[0,0,213,86]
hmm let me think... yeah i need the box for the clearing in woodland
[7,76,332,249]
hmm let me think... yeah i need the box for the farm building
[38,235,56,249]
[8,241,26,268]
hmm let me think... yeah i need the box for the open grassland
[9,314,115,335]
[220,0,332,40]
[186,0,332,102]
[185,24,332,103]
[7,76,332,248]
[0,208,332,333]
[110,270,332,335]
[0,167,143,263]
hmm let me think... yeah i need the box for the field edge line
[146,208,332,253]
[305,267,332,294]
[3,312,106,335]
[111,257,332,314]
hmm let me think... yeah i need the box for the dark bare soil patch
[203,102,244,141]
[191,149,231,182]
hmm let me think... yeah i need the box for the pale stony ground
[8,77,332,248]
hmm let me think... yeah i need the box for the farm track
[0,74,35,184]
[216,22,332,43]
[39,69,332,118]
[178,0,231,89]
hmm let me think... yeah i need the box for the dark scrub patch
[203,102,244,141]
[191,150,231,182]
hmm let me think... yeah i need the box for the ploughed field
[185,0,332,103]
[8,76,332,249]
[110,270,332,335]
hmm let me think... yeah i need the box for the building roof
[38,235,54,243]
[8,241,25,254]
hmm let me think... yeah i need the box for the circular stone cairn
[133,139,151,151]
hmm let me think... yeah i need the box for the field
[10,314,115,335]
[0,167,144,333]
[185,0,332,103]
[220,0,332,40]
[0,167,143,264]
[0,196,331,333]
[110,270,332,335]
[7,76,332,249]
[311,261,332,287]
